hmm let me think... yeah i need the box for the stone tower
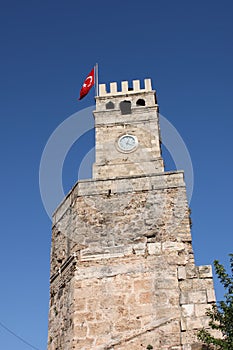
[47,79,216,350]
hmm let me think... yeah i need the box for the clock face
[118,134,138,152]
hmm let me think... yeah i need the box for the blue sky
[0,0,232,349]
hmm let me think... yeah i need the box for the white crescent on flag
[83,76,93,88]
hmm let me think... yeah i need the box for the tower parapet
[99,78,152,97]
[95,78,158,112]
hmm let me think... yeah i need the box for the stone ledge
[74,255,173,281]
[94,110,158,125]
[53,171,185,225]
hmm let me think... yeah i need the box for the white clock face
[118,134,138,152]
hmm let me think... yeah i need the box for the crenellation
[132,79,140,91]
[110,81,117,93]
[99,83,106,96]
[121,80,128,92]
[98,78,153,97]
[144,78,152,91]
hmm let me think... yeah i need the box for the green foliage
[198,254,233,349]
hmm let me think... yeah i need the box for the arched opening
[136,98,146,106]
[106,101,114,110]
[120,100,131,115]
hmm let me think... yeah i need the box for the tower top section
[93,77,162,179]
[95,78,158,111]
[98,78,153,97]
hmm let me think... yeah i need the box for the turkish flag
[79,68,95,100]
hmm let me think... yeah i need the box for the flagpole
[95,63,99,97]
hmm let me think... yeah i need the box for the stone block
[162,242,185,252]
[132,303,153,317]
[195,304,209,317]
[153,291,168,304]
[198,265,213,278]
[178,266,186,280]
[177,233,192,242]
[181,317,187,331]
[134,278,152,291]
[181,330,199,346]
[189,291,207,304]
[155,278,178,290]
[88,321,111,337]
[114,318,141,332]
[139,291,153,304]
[200,315,211,328]
[162,319,181,334]
[181,304,195,317]
[186,265,198,279]
[192,278,213,291]
[180,291,189,305]
[179,279,193,291]
[160,332,181,346]
[133,242,146,255]
[147,242,161,255]
[186,317,203,330]
[156,306,180,319]
[207,288,216,303]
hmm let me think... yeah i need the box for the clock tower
[93,79,164,179]
[47,78,217,350]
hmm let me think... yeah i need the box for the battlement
[98,78,153,97]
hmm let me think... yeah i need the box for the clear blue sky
[0,1,232,349]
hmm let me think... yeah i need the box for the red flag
[79,68,95,100]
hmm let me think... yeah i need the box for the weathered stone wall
[51,171,190,274]
[47,171,216,349]
[48,257,76,350]
[72,255,181,349]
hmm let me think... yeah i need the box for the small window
[106,101,114,110]
[136,99,145,106]
[120,100,131,115]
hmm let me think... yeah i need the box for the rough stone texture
[47,80,216,349]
